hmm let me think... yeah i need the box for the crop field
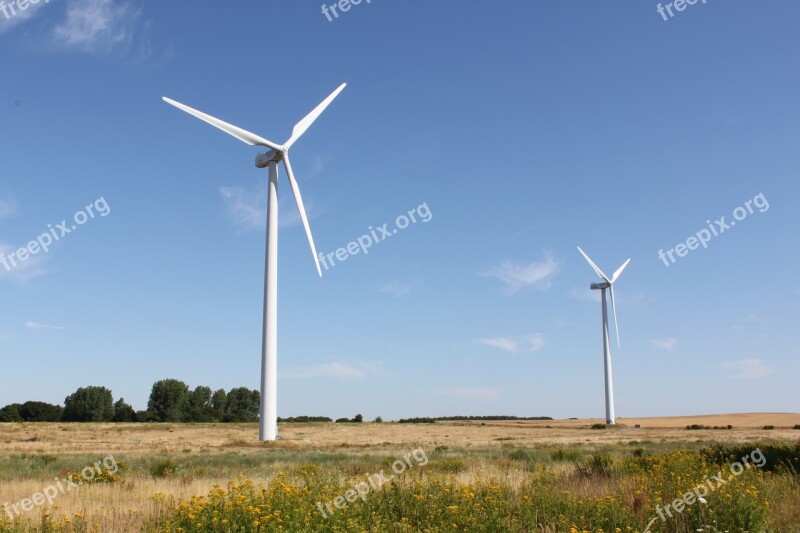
[0,414,798,532]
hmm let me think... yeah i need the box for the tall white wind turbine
[577,246,631,425]
[163,83,347,441]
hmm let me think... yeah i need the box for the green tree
[62,386,114,422]
[135,410,153,423]
[0,404,22,422]
[188,386,214,422]
[20,401,63,422]
[147,379,190,422]
[353,413,364,423]
[112,398,137,422]
[224,387,260,422]
[211,389,227,421]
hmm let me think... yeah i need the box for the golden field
[0,413,798,532]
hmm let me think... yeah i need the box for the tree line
[0,379,260,423]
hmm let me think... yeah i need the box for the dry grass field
[0,413,798,532]
[4,413,799,454]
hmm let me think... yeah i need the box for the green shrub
[149,459,180,478]
[577,453,614,477]
[550,449,582,462]
[398,417,436,424]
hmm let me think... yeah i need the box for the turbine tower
[163,84,347,440]
[577,247,630,425]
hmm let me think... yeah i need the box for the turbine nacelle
[255,150,283,168]
[590,282,610,290]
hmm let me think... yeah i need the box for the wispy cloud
[721,359,774,380]
[306,156,325,179]
[569,286,602,303]
[379,280,412,297]
[476,334,544,354]
[477,337,518,353]
[651,338,678,351]
[25,321,69,331]
[281,361,384,380]
[0,196,16,219]
[482,252,559,295]
[219,184,319,232]
[219,185,265,231]
[442,387,501,401]
[52,0,138,53]
[527,334,545,352]
[0,243,48,284]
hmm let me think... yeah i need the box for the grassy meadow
[0,415,798,532]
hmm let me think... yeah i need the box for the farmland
[0,414,798,532]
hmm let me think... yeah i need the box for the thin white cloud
[477,337,518,353]
[476,334,544,354]
[306,156,325,179]
[0,243,48,284]
[52,0,137,53]
[569,287,602,303]
[0,197,16,219]
[651,338,678,351]
[219,185,265,231]
[527,334,545,352]
[379,280,412,297]
[483,253,559,295]
[281,361,384,380]
[721,359,774,380]
[25,321,69,331]
[443,387,501,401]
[219,184,319,232]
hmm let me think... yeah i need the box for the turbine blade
[284,83,347,149]
[611,258,631,283]
[283,155,322,277]
[577,246,610,282]
[609,285,621,348]
[162,97,283,151]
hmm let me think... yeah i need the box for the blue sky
[1,0,798,420]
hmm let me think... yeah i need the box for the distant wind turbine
[163,83,347,440]
[577,246,631,425]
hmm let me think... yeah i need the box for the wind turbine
[163,83,347,441]
[577,246,630,425]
